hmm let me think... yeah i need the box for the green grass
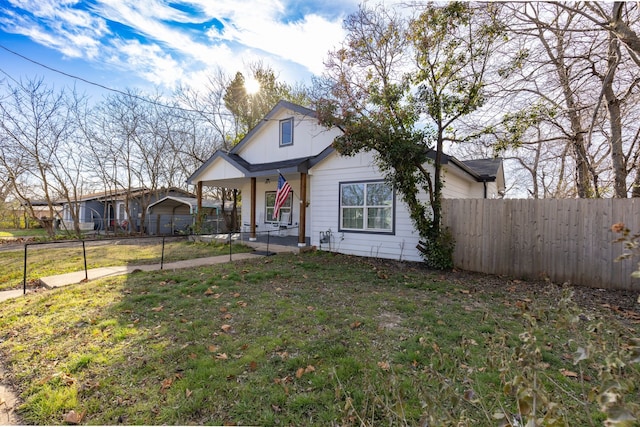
[0,239,253,291]
[0,228,48,238]
[0,252,637,426]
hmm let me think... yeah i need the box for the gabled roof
[460,159,503,179]
[426,150,502,182]
[187,145,336,184]
[187,99,504,188]
[230,100,316,155]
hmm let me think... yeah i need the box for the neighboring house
[188,100,505,262]
[146,196,227,235]
[23,200,63,221]
[60,187,194,233]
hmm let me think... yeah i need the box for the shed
[147,196,221,215]
[146,196,224,235]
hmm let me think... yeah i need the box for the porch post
[196,181,203,231]
[298,172,307,247]
[250,177,257,241]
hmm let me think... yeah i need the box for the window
[265,191,293,223]
[340,181,393,233]
[118,203,126,220]
[280,118,293,146]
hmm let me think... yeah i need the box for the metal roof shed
[147,196,221,215]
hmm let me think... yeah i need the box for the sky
[0,0,363,99]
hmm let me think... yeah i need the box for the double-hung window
[280,118,293,146]
[265,191,293,223]
[340,181,394,233]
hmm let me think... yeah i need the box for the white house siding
[310,152,495,262]
[201,157,245,181]
[441,169,482,199]
[310,151,426,262]
[235,109,342,164]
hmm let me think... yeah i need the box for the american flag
[273,174,291,218]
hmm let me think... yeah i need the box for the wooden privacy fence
[441,198,640,291]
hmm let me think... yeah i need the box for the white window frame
[339,180,394,234]
[279,117,293,146]
[265,191,293,223]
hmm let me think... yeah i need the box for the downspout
[250,177,257,241]
[298,172,307,247]
[196,181,203,231]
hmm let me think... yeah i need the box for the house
[187,100,505,262]
[59,187,194,233]
[146,196,228,235]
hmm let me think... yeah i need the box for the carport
[147,196,223,235]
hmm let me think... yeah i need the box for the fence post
[161,236,165,270]
[23,244,28,295]
[266,229,271,255]
[229,231,232,261]
[82,240,88,282]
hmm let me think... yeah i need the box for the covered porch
[189,152,319,248]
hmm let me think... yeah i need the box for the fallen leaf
[189,353,198,359]
[560,369,578,378]
[296,367,305,378]
[376,271,388,279]
[277,351,289,359]
[208,345,218,353]
[204,288,215,296]
[222,313,233,320]
[305,365,315,373]
[185,388,193,398]
[221,324,232,333]
[233,292,241,298]
[151,305,164,312]
[219,306,228,313]
[237,301,247,307]
[63,410,86,425]
[377,361,390,371]
[350,321,363,329]
[161,378,173,391]
[249,361,258,371]
[215,353,228,360]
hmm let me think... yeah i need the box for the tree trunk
[603,33,627,197]
[558,62,594,198]
[633,168,640,197]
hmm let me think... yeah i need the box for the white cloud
[0,0,359,91]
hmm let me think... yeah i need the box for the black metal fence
[18,227,304,295]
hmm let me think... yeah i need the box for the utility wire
[0,43,317,121]
[0,42,207,114]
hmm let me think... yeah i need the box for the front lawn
[0,252,638,425]
[0,239,253,291]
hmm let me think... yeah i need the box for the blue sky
[0,0,363,98]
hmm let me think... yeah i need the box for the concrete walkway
[0,241,300,303]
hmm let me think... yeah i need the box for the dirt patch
[0,365,21,425]
[377,312,403,330]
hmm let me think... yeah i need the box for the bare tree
[492,2,640,198]
[0,76,76,236]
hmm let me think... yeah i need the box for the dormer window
[280,117,293,146]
